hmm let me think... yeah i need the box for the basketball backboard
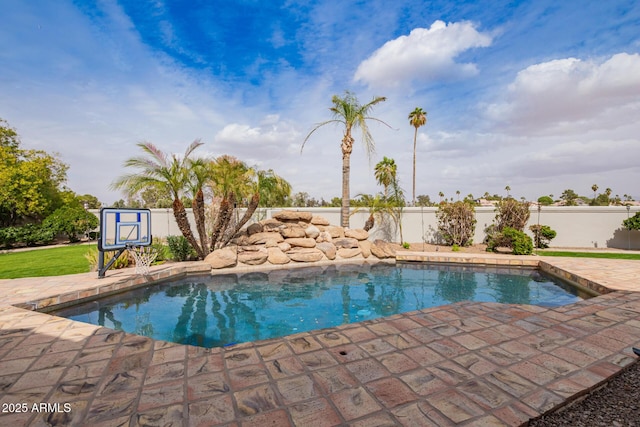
[99,208,152,251]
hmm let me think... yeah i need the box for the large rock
[260,218,285,231]
[370,239,396,259]
[324,225,345,238]
[287,247,324,263]
[285,237,317,248]
[238,247,268,265]
[273,210,313,222]
[310,216,330,226]
[280,224,306,238]
[316,242,336,260]
[248,232,284,245]
[316,231,332,243]
[267,247,290,265]
[246,223,263,236]
[359,240,372,258]
[337,248,361,259]
[277,242,292,252]
[204,246,237,269]
[304,224,320,239]
[345,228,369,241]
[333,237,359,249]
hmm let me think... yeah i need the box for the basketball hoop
[127,245,158,275]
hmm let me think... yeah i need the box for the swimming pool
[52,263,588,348]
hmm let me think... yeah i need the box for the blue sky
[1,0,639,204]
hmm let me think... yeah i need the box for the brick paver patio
[1,253,639,426]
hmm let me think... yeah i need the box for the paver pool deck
[1,252,639,426]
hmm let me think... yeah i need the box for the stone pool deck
[0,253,639,426]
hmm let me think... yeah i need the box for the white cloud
[485,53,640,134]
[212,116,302,166]
[354,20,493,89]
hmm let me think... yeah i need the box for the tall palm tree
[374,156,397,199]
[408,107,427,206]
[112,141,205,258]
[302,91,389,228]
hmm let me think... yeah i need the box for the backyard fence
[89,205,640,250]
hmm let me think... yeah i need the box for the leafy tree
[138,187,172,208]
[590,193,610,206]
[374,156,397,198]
[42,206,99,242]
[408,107,427,205]
[416,194,432,206]
[537,195,553,206]
[76,194,102,209]
[560,189,579,206]
[302,91,390,227]
[0,119,68,226]
[257,169,291,207]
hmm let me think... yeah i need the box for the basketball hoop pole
[98,246,128,278]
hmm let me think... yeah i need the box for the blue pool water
[52,263,588,348]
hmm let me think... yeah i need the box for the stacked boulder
[204,210,396,269]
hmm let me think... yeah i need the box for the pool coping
[1,252,640,426]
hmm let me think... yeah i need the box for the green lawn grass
[535,250,640,260]
[0,244,96,279]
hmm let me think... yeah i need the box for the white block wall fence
[89,206,640,250]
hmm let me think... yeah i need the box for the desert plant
[402,242,410,249]
[487,227,533,255]
[85,247,130,271]
[436,201,476,246]
[166,235,196,261]
[494,198,530,232]
[529,224,557,248]
[452,244,460,252]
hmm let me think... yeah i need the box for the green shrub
[42,206,99,242]
[529,224,557,248]
[402,242,410,249]
[0,224,56,248]
[452,244,460,252]
[151,237,169,262]
[436,201,476,247]
[166,235,196,261]
[623,211,640,231]
[0,226,19,247]
[488,227,533,255]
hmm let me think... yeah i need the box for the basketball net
[127,245,158,275]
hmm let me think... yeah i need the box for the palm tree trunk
[412,127,417,206]
[192,188,208,256]
[210,192,236,251]
[172,198,204,259]
[220,193,259,247]
[341,133,354,228]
